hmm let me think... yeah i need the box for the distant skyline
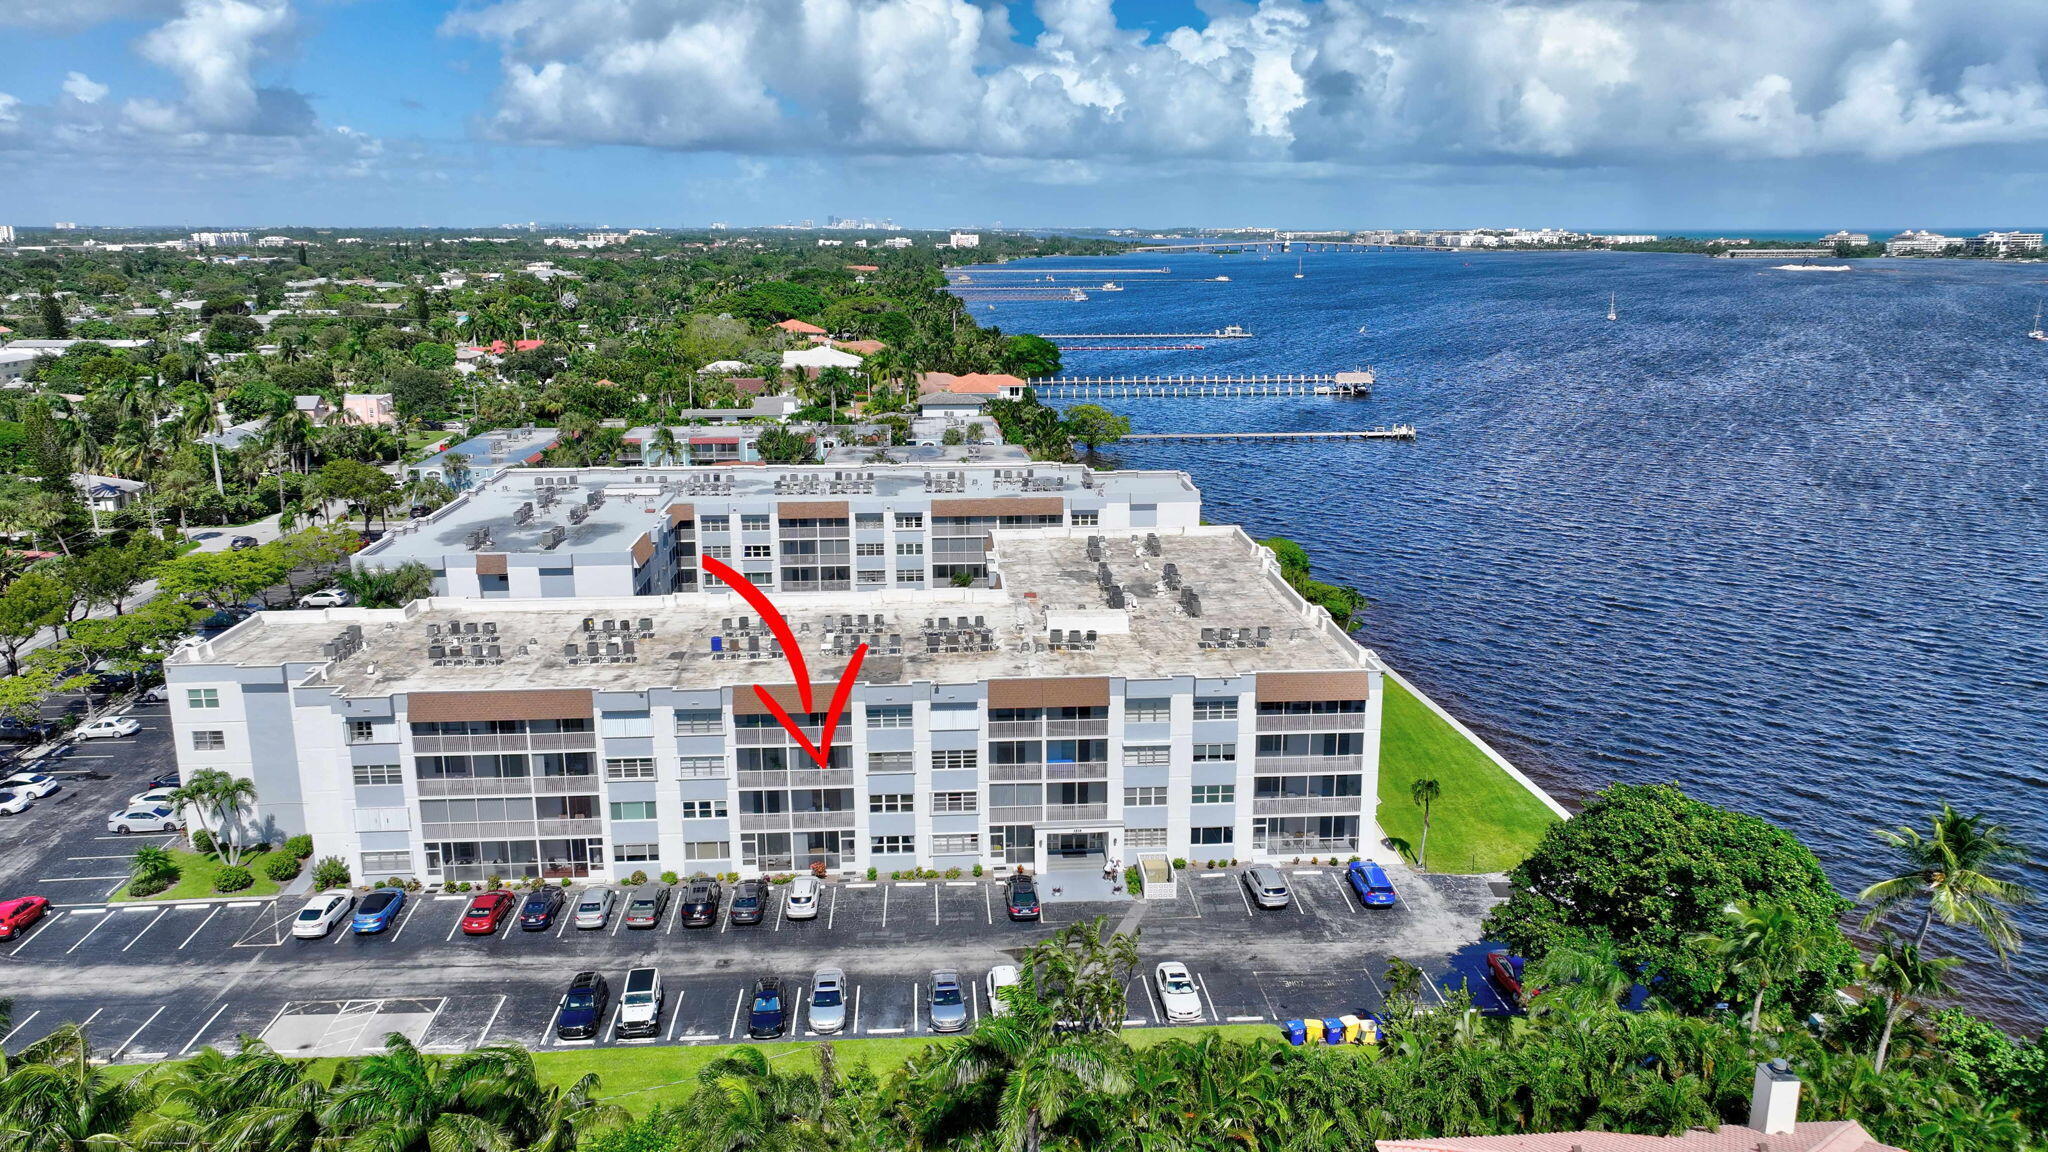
[6,1,2048,229]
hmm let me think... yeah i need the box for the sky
[5,0,2048,230]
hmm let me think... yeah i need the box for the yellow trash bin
[1303,1017,1325,1045]
[1339,1014,1362,1044]
[1357,1016,1380,1045]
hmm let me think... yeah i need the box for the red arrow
[701,556,866,770]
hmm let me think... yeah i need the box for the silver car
[572,887,616,929]
[1242,866,1291,909]
[928,969,969,1033]
[809,966,847,1035]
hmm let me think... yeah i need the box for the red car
[1486,951,1531,1004]
[459,891,514,936]
[0,896,50,940]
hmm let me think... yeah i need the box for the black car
[728,879,768,925]
[229,536,259,551]
[679,879,722,927]
[145,771,182,791]
[555,971,609,1041]
[0,719,56,745]
[519,887,566,930]
[746,977,786,1039]
[1004,874,1041,921]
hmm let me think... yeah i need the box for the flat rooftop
[358,462,1199,565]
[183,527,1376,698]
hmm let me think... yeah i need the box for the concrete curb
[1382,666,1572,821]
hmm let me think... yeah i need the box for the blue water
[957,250,2048,1030]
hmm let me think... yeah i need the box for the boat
[1773,263,1852,272]
[1293,257,1304,280]
[1356,325,1369,335]
[1212,275,1231,282]
[1068,289,1089,301]
[2029,304,2046,341]
[1099,282,1123,292]
[1219,325,1248,337]
[1607,293,1617,322]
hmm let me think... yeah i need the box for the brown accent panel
[666,503,695,526]
[733,683,841,715]
[1253,670,1375,704]
[777,500,849,520]
[988,676,1110,709]
[931,496,1065,519]
[631,532,655,566]
[474,553,509,576]
[408,688,594,723]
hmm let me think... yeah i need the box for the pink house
[342,392,396,427]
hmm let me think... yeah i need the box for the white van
[784,875,821,920]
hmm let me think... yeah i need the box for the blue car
[1346,860,1398,908]
[351,889,406,933]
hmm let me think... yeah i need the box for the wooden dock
[1122,426,1417,442]
[1031,370,1373,398]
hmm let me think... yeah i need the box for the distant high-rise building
[1819,230,1870,246]
[0,225,14,245]
[53,222,77,230]
[191,231,252,247]
[948,232,982,249]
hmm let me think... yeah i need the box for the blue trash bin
[1322,1017,1346,1046]
[1282,1019,1306,1046]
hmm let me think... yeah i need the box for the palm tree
[1694,899,1829,1031]
[142,1038,327,1152]
[673,1047,824,1152]
[1861,933,1960,1072]
[130,844,178,890]
[1860,803,2033,966]
[523,1072,624,1152]
[172,769,260,867]
[1410,777,1442,871]
[321,1034,546,1152]
[923,1014,1128,1152]
[0,1024,152,1152]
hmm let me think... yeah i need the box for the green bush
[944,867,962,880]
[866,867,878,881]
[311,856,351,889]
[387,876,407,890]
[628,869,649,886]
[1171,858,1187,870]
[972,863,983,877]
[456,880,472,892]
[1123,865,1143,896]
[284,834,313,859]
[129,874,172,898]
[660,871,679,886]
[189,829,215,855]
[486,873,503,890]
[264,854,303,883]
[213,865,254,893]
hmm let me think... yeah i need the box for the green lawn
[1377,676,1560,875]
[109,846,288,902]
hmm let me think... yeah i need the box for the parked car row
[1236,861,1402,911]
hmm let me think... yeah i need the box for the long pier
[1039,330,1252,339]
[1031,370,1373,398]
[1124,426,1417,442]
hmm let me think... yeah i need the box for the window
[868,750,912,772]
[895,570,923,584]
[680,799,728,820]
[871,835,914,855]
[685,841,729,861]
[1192,784,1235,805]
[347,719,376,743]
[1191,825,1235,845]
[1071,511,1099,527]
[700,515,730,532]
[704,545,732,559]
[856,542,885,556]
[1256,699,1366,716]
[675,709,721,735]
[613,843,659,862]
[353,764,402,786]
[1125,745,1170,766]
[932,833,979,854]
[605,758,656,780]
[1194,743,1236,762]
[187,688,220,709]
[989,783,1042,807]
[1124,786,1166,807]
[894,512,923,529]
[740,514,770,531]
[932,791,977,813]
[858,570,886,584]
[856,512,884,529]
[192,730,225,751]
[600,711,653,738]
[895,540,923,556]
[934,749,978,771]
[1194,699,1238,722]
[743,544,773,559]
[1256,732,1366,757]
[677,755,725,778]
[1124,698,1171,723]
[930,704,978,731]
[361,851,411,875]
[867,704,912,728]
[869,793,913,813]
[609,800,658,822]
[1127,828,1167,848]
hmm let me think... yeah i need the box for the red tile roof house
[774,318,828,341]
[1376,1065,1902,1152]
[831,339,887,356]
[458,339,547,358]
[917,372,1027,398]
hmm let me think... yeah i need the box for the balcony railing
[1256,835,1360,854]
[410,733,596,756]
[420,820,536,840]
[415,775,600,798]
[737,769,855,790]
[537,817,604,837]
[739,810,857,832]
[1255,714,1369,734]
[1253,754,1366,774]
[1043,803,1109,823]
[988,721,1041,739]
[1045,761,1108,780]
[1045,720,1108,738]
[1252,796,1364,816]
[737,727,822,746]
[988,805,1042,824]
[989,763,1045,781]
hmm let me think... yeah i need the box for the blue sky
[5,0,2048,230]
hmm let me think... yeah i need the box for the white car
[140,684,172,703]
[1,773,59,799]
[106,805,180,834]
[128,786,180,809]
[0,791,30,816]
[292,890,354,939]
[1154,962,1203,1023]
[298,588,353,608]
[987,964,1020,1016]
[784,875,821,920]
[75,716,141,740]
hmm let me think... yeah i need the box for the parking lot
[0,704,1512,1061]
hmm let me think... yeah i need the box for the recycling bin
[1282,1019,1307,1046]
[1302,1017,1325,1045]
[1357,1015,1380,1045]
[1322,1018,1346,1045]
[1339,1014,1362,1043]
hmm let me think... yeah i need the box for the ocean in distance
[953,248,2048,1030]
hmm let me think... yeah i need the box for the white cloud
[63,73,111,105]
[0,1,177,30]
[124,0,311,135]
[443,0,2048,167]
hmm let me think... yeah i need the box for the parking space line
[932,884,939,925]
[0,1011,38,1046]
[388,898,421,940]
[180,1004,229,1055]
[727,988,745,1040]
[667,991,690,1042]
[773,894,785,931]
[880,885,889,928]
[122,908,169,951]
[666,892,684,934]
[984,886,992,924]
[64,855,131,861]
[1201,871,1226,877]
[969,981,980,1023]
[1142,976,1163,1024]
[910,982,920,1034]
[476,995,507,1045]
[37,875,126,882]
[178,906,220,949]
[1195,973,1221,1023]
[1293,884,1313,917]
[602,1004,621,1044]
[611,906,626,936]
[112,1006,166,1059]
[557,905,574,938]
[1236,879,1255,917]
[66,910,115,954]
[826,886,838,931]
[10,910,62,952]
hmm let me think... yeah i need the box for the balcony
[420,820,538,840]
[537,817,604,837]
[1044,761,1108,781]
[409,733,596,756]
[737,769,855,789]
[1255,714,1369,734]
[737,726,822,747]
[1252,796,1364,816]
[989,805,1042,824]
[988,720,1041,739]
[1256,835,1360,854]
[738,810,857,832]
[1043,803,1109,823]
[1254,754,1365,774]
[1045,719,1108,738]
[415,775,599,797]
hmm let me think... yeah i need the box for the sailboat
[1607,293,1617,322]
[1293,257,1304,280]
[2029,304,2046,341]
